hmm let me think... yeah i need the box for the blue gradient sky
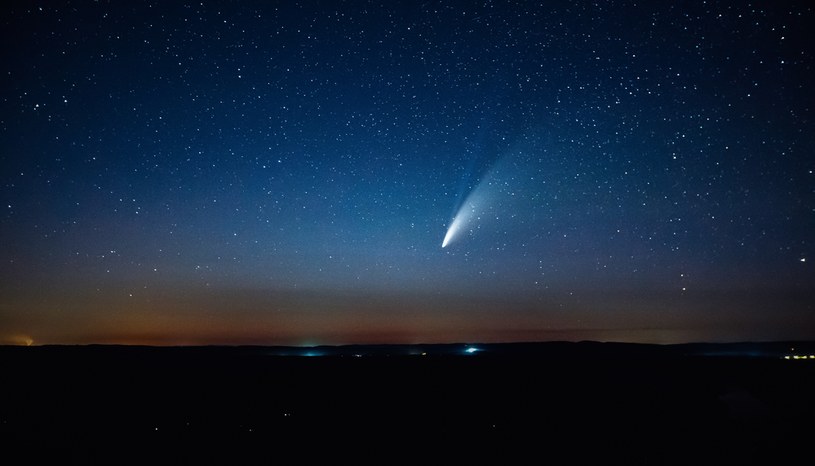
[1,1,813,345]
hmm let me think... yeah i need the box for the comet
[441,176,490,248]
[441,219,458,248]
[441,153,524,248]
[441,203,473,248]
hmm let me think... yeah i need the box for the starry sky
[1,1,813,346]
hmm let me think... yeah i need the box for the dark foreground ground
[2,342,814,465]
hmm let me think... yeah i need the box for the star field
[1,1,813,345]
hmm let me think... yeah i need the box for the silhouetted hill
[1,341,813,464]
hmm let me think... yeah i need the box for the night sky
[1,1,813,346]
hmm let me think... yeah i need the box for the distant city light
[465,347,479,354]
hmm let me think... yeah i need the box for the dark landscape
[2,341,814,464]
[3,2,814,464]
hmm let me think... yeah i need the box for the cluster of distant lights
[281,346,484,357]
[783,346,814,360]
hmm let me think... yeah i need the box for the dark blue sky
[1,1,813,345]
